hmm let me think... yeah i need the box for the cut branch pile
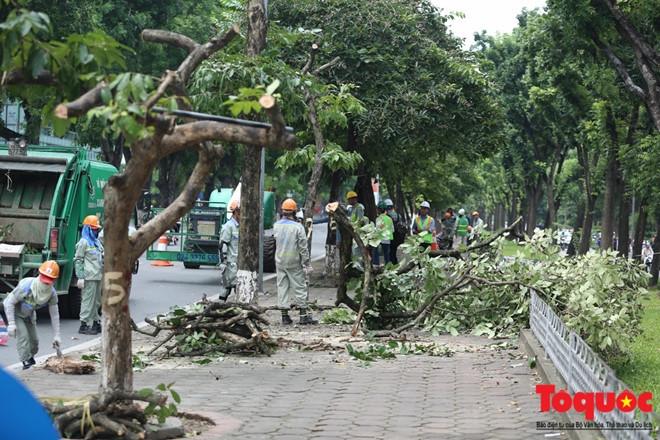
[42,388,167,440]
[133,300,277,356]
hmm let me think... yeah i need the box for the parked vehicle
[145,186,277,272]
[0,144,118,318]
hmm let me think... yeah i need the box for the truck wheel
[263,235,277,273]
[184,262,200,269]
[67,288,82,320]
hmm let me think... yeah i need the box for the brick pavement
[12,258,571,439]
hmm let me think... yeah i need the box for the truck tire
[67,288,82,320]
[183,262,201,269]
[263,235,276,273]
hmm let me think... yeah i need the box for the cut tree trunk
[237,0,269,303]
[237,145,261,304]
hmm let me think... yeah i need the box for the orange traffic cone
[151,235,174,266]
[431,230,439,251]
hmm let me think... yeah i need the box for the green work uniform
[274,217,311,310]
[219,217,239,300]
[3,278,58,362]
[75,236,103,325]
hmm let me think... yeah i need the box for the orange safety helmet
[467,226,473,232]
[82,215,101,229]
[39,260,60,279]
[281,198,297,211]
[472,211,479,217]
[445,212,451,219]
[229,200,240,211]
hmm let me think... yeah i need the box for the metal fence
[530,291,660,440]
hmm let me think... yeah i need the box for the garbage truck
[0,144,118,318]
[146,185,277,272]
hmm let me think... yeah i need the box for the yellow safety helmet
[346,190,358,200]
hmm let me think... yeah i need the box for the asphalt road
[0,222,328,369]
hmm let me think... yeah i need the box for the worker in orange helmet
[274,199,316,325]
[3,261,61,369]
[74,215,103,335]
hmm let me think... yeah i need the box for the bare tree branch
[590,30,646,100]
[178,24,241,83]
[141,29,199,53]
[598,0,660,71]
[54,82,106,119]
[312,56,341,76]
[160,118,297,155]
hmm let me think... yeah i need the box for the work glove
[53,332,61,347]
[77,279,85,289]
[7,322,16,338]
[305,265,314,275]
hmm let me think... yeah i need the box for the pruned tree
[1,4,296,394]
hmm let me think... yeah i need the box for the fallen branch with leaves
[133,299,277,357]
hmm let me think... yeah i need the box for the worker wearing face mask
[74,215,104,335]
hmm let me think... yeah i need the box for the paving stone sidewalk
[14,258,570,439]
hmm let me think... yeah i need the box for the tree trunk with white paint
[52,26,297,392]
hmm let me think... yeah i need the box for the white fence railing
[530,291,659,440]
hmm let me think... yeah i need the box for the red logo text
[536,385,653,420]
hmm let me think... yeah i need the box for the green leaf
[101,87,112,104]
[139,388,154,397]
[170,389,181,404]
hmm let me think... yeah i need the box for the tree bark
[324,169,343,279]
[600,106,619,252]
[616,103,638,257]
[155,152,182,207]
[544,139,564,231]
[300,43,340,252]
[651,220,660,287]
[237,0,269,303]
[524,176,543,234]
[577,143,600,255]
[593,0,660,133]
[632,196,648,262]
[100,134,126,170]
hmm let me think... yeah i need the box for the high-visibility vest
[350,203,365,223]
[379,214,394,240]
[416,216,434,243]
[456,217,469,235]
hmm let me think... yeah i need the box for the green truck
[0,144,118,318]
[146,187,277,272]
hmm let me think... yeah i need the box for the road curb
[518,329,605,440]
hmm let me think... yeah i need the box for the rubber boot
[299,315,318,325]
[282,314,293,325]
[91,321,102,334]
[79,323,97,335]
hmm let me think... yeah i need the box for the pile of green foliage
[359,231,650,360]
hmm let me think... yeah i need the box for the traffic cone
[151,235,173,266]
[431,230,439,251]
[0,316,8,345]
